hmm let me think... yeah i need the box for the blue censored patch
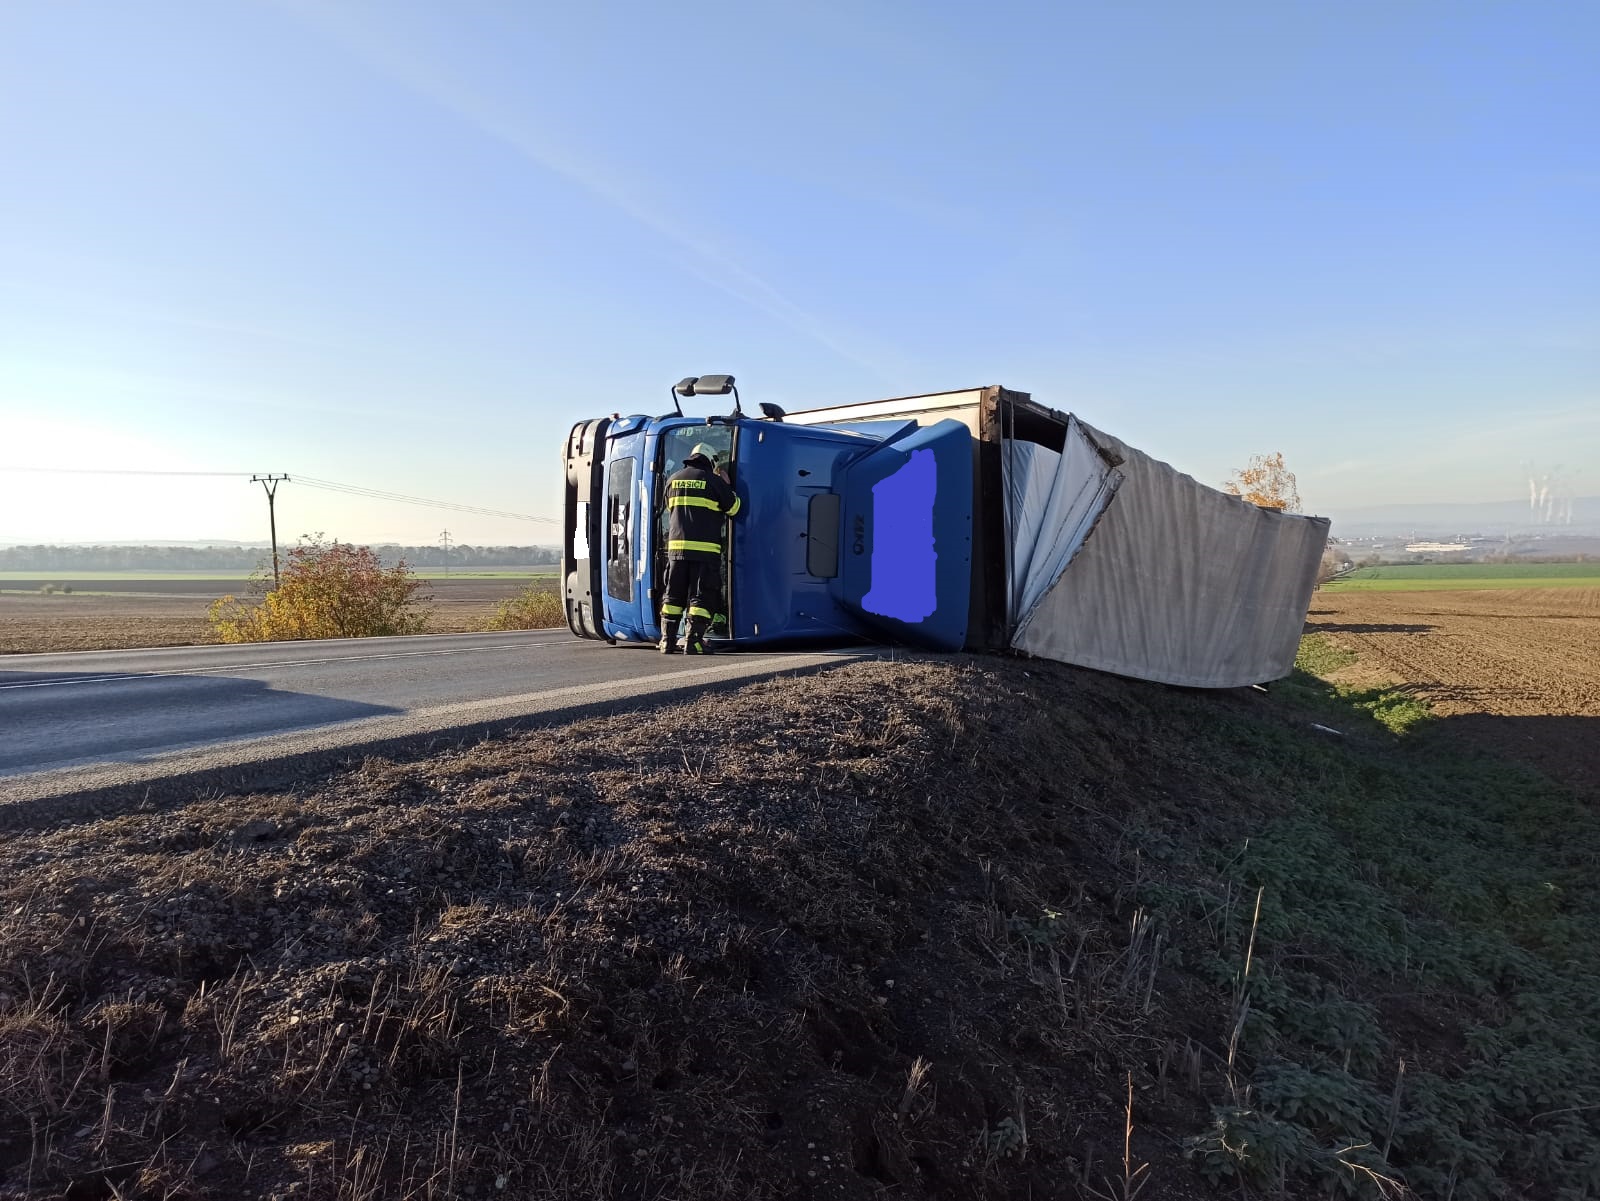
[862,448,937,621]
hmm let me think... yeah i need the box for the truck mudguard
[831,418,973,651]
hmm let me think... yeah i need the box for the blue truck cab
[562,386,974,652]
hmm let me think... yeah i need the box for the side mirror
[668,377,698,416]
[667,373,741,417]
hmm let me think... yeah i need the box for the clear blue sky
[2,0,1595,545]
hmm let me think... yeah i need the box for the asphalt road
[0,630,857,805]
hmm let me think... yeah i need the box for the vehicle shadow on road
[0,670,402,773]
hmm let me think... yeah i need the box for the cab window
[659,426,736,479]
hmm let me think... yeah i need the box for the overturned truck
[562,383,1329,687]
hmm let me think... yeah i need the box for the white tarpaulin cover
[1004,419,1124,631]
[1012,420,1330,688]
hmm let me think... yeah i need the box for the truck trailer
[561,380,1329,688]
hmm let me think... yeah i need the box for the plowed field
[0,578,541,654]
[1305,587,1600,794]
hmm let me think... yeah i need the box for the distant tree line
[0,544,560,571]
[372,544,561,568]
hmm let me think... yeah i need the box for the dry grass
[476,581,565,630]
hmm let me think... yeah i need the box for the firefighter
[659,443,742,654]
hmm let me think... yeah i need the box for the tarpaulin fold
[1003,417,1123,632]
[1010,421,1329,688]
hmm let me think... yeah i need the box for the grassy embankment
[1324,561,1600,592]
[1236,633,1600,1194]
[1,641,1595,1198]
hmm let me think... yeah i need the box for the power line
[0,467,251,477]
[0,465,557,524]
[294,475,556,523]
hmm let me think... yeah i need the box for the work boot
[658,619,682,655]
[684,618,713,655]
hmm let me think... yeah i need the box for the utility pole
[251,474,290,587]
[439,529,452,579]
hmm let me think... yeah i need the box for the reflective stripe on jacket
[664,458,741,559]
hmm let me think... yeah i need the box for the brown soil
[0,580,543,655]
[0,658,1229,1201]
[1306,587,1600,795]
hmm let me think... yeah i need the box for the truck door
[833,418,973,651]
[654,424,738,637]
[600,439,654,639]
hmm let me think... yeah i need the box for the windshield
[659,424,736,477]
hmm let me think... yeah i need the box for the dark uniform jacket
[665,455,742,560]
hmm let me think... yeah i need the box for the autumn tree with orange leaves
[209,536,432,642]
[1222,452,1301,513]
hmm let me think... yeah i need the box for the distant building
[1404,541,1470,553]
